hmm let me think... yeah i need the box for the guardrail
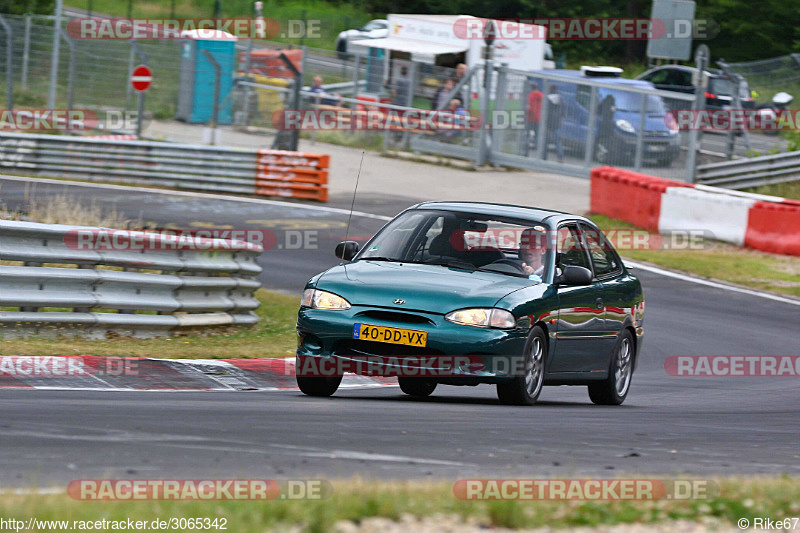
[696,150,800,189]
[0,220,264,338]
[0,132,330,202]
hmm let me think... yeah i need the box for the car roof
[410,201,592,226]
[641,65,726,78]
[530,69,656,89]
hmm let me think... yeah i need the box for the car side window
[673,70,693,86]
[556,224,591,272]
[579,223,621,278]
[646,69,671,85]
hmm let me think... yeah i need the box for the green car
[296,202,645,405]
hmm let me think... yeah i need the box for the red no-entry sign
[130,65,152,92]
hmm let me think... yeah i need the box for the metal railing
[0,219,264,339]
[696,150,800,189]
[0,132,330,202]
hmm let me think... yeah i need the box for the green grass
[0,289,299,358]
[3,477,799,532]
[590,215,800,297]
[743,180,800,201]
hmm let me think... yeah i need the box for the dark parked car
[636,65,754,110]
[296,202,645,406]
[529,69,681,166]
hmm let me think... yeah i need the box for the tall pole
[687,44,709,183]
[477,20,496,167]
[48,0,64,109]
[0,15,13,109]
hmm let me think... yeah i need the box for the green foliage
[364,0,800,63]
[0,0,53,14]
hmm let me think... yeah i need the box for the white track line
[0,174,393,221]
[624,259,800,307]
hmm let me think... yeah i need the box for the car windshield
[601,89,668,113]
[356,209,554,279]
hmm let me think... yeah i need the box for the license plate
[648,145,666,152]
[352,323,428,347]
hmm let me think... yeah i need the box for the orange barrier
[254,149,329,202]
[590,166,692,231]
[745,202,800,256]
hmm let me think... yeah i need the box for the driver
[517,226,549,277]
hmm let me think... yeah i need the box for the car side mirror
[335,241,359,261]
[555,265,593,286]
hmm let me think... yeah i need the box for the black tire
[588,330,635,405]
[297,376,342,397]
[497,326,546,405]
[398,377,437,397]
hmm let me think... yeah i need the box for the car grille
[354,310,435,325]
[333,339,444,358]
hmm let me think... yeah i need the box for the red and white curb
[591,166,800,256]
[0,355,395,392]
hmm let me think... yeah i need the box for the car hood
[316,260,538,315]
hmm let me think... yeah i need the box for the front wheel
[297,376,342,397]
[588,330,634,405]
[497,326,546,405]
[398,377,437,397]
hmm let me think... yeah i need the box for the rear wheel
[497,326,546,405]
[297,376,342,397]
[398,378,437,397]
[588,330,634,405]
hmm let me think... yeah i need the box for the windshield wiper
[358,256,399,262]
[423,259,478,270]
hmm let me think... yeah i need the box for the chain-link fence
[0,10,718,181]
[408,65,696,180]
[725,54,800,104]
[0,13,183,118]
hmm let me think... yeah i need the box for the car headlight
[301,289,351,310]
[615,119,635,134]
[445,308,516,328]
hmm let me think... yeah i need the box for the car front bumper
[296,306,531,383]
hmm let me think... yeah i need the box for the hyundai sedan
[295,202,645,405]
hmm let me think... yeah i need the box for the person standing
[596,94,617,162]
[525,82,544,155]
[543,85,565,162]
[392,66,411,107]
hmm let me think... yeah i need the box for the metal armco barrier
[0,132,330,202]
[0,220,264,338]
[591,166,800,256]
[696,150,800,190]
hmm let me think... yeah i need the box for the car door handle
[595,298,604,309]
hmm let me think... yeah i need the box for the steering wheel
[489,258,527,273]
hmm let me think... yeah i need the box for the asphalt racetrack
[0,175,798,486]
